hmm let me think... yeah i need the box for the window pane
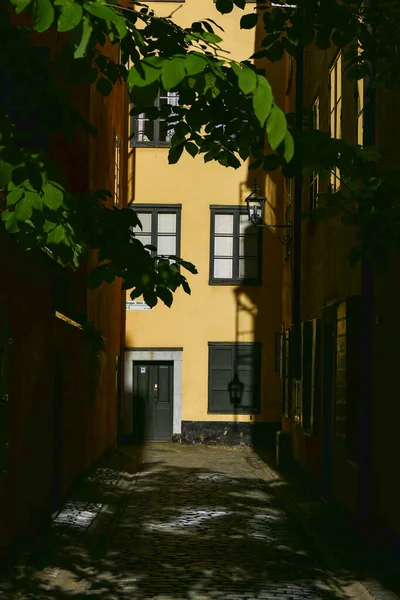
[157,235,176,255]
[212,348,234,367]
[337,54,342,100]
[357,113,363,146]
[158,213,176,234]
[214,258,233,279]
[136,117,154,143]
[215,214,233,234]
[236,370,254,389]
[330,66,335,111]
[239,257,258,279]
[336,97,342,139]
[214,236,233,257]
[211,369,233,390]
[159,120,175,143]
[135,234,152,247]
[134,213,152,233]
[239,213,256,234]
[239,234,258,257]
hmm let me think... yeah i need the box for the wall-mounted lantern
[245,180,292,253]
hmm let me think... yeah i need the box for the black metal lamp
[245,181,266,226]
[228,373,244,407]
[245,179,292,252]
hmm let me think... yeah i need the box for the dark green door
[133,362,173,441]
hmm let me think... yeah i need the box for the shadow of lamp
[245,180,292,253]
[229,372,244,434]
[229,372,244,407]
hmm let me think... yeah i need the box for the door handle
[153,383,158,398]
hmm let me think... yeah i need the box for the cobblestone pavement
[0,444,345,600]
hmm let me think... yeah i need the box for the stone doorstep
[253,460,400,600]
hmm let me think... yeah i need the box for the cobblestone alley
[0,445,347,600]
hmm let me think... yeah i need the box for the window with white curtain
[131,205,181,258]
[210,207,262,285]
[130,89,179,147]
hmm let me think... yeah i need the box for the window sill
[130,142,172,148]
[207,408,261,415]
[208,279,262,287]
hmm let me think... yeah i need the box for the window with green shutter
[208,342,261,414]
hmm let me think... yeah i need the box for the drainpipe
[292,45,303,383]
[357,0,375,539]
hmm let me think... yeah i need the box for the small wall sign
[126,301,152,310]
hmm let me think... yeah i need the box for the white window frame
[130,89,179,148]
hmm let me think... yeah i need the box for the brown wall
[283,42,362,512]
[0,32,127,547]
[0,240,89,547]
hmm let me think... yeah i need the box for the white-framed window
[329,53,342,191]
[130,89,179,147]
[131,205,181,259]
[309,96,320,209]
[209,207,262,285]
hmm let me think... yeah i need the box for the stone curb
[85,452,141,543]
[250,455,395,600]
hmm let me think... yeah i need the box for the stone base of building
[173,421,279,451]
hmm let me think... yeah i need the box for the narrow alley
[1,445,347,600]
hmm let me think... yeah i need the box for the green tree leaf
[32,0,55,32]
[143,290,158,308]
[252,77,273,127]
[283,131,294,163]
[2,211,19,234]
[47,224,66,245]
[204,71,220,98]
[0,159,14,187]
[266,104,287,150]
[185,142,198,157]
[169,144,185,164]
[43,219,57,233]
[202,32,223,44]
[10,0,33,14]
[43,181,64,210]
[240,13,258,30]
[56,0,83,32]
[156,286,173,307]
[238,66,257,95]
[84,1,116,21]
[96,77,113,96]
[25,190,44,211]
[215,0,234,14]
[73,16,92,58]
[161,57,187,91]
[128,61,162,89]
[7,188,24,207]
[15,196,33,221]
[185,54,208,76]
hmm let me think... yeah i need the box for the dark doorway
[51,354,63,511]
[321,307,336,499]
[133,361,173,442]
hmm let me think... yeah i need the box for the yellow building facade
[122,0,288,446]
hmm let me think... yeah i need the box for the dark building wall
[0,27,127,547]
[86,37,127,465]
